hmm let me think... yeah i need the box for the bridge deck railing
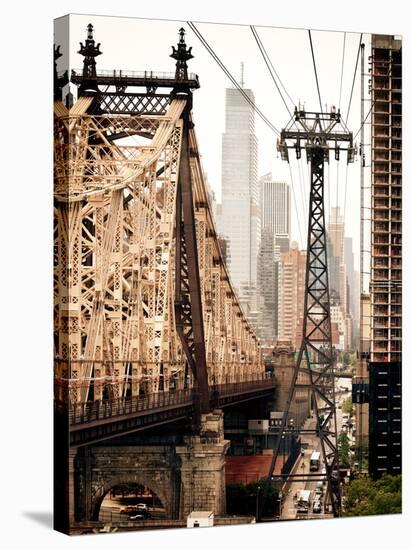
[65,378,275,426]
[70,69,199,82]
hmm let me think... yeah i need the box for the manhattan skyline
[54,14,369,268]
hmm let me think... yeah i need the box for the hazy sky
[55,14,376,270]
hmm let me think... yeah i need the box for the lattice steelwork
[99,92,171,115]
[264,108,355,518]
[53,28,263,414]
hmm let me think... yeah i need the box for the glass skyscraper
[221,87,259,314]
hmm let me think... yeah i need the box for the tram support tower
[262,108,355,519]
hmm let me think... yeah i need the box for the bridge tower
[54,23,268,532]
[262,109,355,518]
[170,28,210,419]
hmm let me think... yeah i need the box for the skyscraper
[257,228,277,342]
[257,175,291,343]
[277,243,306,350]
[344,237,359,349]
[328,207,347,314]
[221,86,259,316]
[368,34,402,478]
[260,174,290,237]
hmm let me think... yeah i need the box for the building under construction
[368,34,402,478]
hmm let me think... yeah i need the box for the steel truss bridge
[53,26,273,446]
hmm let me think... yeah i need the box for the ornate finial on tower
[78,23,102,94]
[54,44,68,101]
[87,23,94,40]
[170,27,193,81]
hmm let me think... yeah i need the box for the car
[129,509,150,520]
[120,503,148,514]
[129,513,145,520]
[313,500,322,513]
[120,505,138,514]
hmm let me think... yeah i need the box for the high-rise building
[344,237,355,293]
[277,243,306,350]
[328,207,347,314]
[344,237,359,349]
[260,174,290,236]
[368,34,402,478]
[257,228,277,343]
[327,206,353,352]
[274,234,290,262]
[330,302,346,351]
[327,235,341,300]
[221,86,259,317]
[257,175,291,344]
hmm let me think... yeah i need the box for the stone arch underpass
[72,411,229,525]
[74,445,181,521]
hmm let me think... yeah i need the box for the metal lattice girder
[261,109,355,520]
[98,92,171,116]
[174,112,210,414]
[53,96,263,409]
[277,107,356,164]
[299,147,341,514]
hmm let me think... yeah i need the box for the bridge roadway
[61,378,276,447]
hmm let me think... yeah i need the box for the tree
[352,439,369,471]
[226,477,278,517]
[338,432,350,466]
[342,396,353,416]
[344,475,401,517]
[342,351,351,367]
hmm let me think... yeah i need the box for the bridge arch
[75,445,181,522]
[92,474,171,521]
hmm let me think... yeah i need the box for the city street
[280,375,352,521]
